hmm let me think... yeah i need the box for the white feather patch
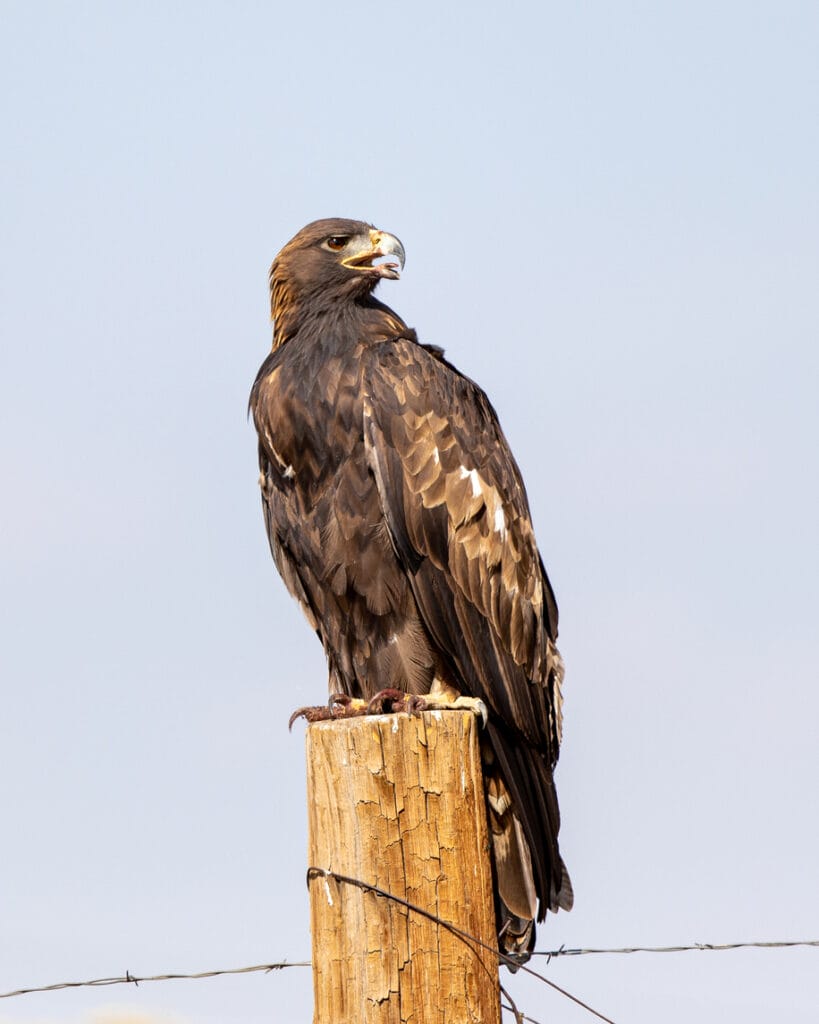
[458,465,482,497]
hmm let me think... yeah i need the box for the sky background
[1,2,818,1022]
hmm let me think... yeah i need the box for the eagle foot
[366,688,488,727]
[289,690,488,729]
[424,693,489,728]
[288,693,369,730]
[366,688,417,715]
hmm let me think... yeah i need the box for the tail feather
[482,732,572,966]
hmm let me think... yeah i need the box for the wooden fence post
[305,710,502,1024]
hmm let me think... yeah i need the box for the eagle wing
[363,338,570,917]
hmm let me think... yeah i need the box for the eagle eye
[325,236,349,252]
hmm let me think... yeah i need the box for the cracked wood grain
[306,710,500,1024]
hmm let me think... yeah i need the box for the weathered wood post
[305,710,501,1024]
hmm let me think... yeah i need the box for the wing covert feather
[363,339,563,762]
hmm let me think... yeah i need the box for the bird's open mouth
[341,231,405,280]
[342,252,402,279]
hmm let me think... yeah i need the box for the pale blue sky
[1,2,818,1022]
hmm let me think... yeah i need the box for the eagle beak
[342,230,406,280]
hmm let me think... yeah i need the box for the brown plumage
[249,218,572,961]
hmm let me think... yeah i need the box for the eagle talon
[452,696,489,728]
[405,694,429,716]
[289,695,369,729]
[366,688,407,714]
[328,694,369,717]
[288,704,330,729]
[418,694,489,728]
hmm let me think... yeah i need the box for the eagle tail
[552,854,574,913]
[485,756,538,965]
[493,820,537,967]
[483,729,573,966]
[492,817,573,967]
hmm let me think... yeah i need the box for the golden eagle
[250,218,572,960]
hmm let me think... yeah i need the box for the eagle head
[269,218,405,332]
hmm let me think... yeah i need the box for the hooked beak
[341,229,406,280]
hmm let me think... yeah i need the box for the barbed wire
[0,962,310,1000]
[1,861,814,1022]
[4,936,813,1002]
[534,939,819,959]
